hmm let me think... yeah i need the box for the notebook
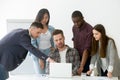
[49,63,72,78]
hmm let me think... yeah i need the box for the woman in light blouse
[30,8,55,74]
[87,24,120,78]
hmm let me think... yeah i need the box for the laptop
[49,63,72,78]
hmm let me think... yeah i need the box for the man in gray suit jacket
[0,22,54,80]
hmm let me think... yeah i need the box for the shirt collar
[28,29,34,40]
[54,45,71,52]
[78,21,86,31]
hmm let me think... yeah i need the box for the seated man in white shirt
[46,29,80,75]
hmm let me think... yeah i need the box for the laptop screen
[49,63,72,78]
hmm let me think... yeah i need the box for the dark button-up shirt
[72,21,93,56]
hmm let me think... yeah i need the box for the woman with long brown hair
[87,24,120,78]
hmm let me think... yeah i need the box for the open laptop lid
[49,63,72,78]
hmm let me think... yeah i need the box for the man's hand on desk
[46,57,55,63]
[107,72,112,78]
[77,66,84,75]
[40,58,55,69]
[39,59,44,69]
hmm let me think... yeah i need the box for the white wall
[0,0,120,61]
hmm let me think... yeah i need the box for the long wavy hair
[35,8,50,25]
[91,24,109,58]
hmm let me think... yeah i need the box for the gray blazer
[90,39,120,77]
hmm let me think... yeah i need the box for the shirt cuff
[46,57,50,62]
[90,64,94,70]
[108,65,113,72]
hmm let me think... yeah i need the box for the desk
[7,74,118,80]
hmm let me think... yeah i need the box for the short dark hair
[52,29,64,37]
[72,10,83,19]
[30,22,43,29]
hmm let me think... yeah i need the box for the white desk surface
[7,74,118,80]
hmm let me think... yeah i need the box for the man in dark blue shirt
[0,22,54,79]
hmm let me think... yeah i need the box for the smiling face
[41,13,49,26]
[93,29,101,41]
